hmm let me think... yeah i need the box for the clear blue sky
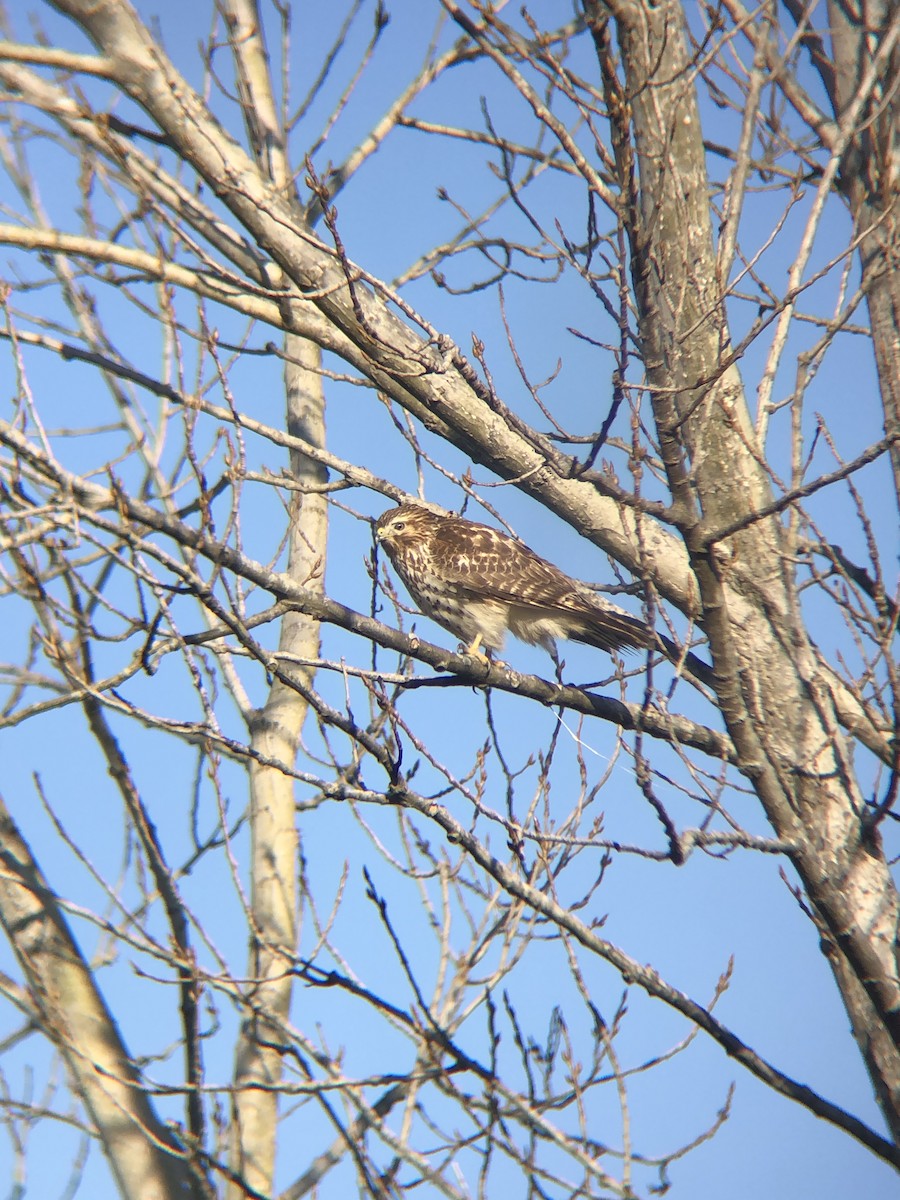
[0,3,896,1198]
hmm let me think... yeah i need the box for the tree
[0,1,896,1196]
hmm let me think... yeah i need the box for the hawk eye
[394,520,406,531]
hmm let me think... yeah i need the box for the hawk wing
[431,519,651,652]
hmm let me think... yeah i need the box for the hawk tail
[576,613,716,685]
[572,609,654,654]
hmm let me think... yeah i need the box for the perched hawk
[375,504,655,659]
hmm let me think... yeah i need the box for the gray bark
[220,5,328,1195]
[585,0,900,1137]
[0,798,200,1199]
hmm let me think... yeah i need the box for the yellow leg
[460,633,502,667]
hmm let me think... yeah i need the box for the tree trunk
[586,0,900,1136]
[0,798,199,1199]
[221,5,328,1194]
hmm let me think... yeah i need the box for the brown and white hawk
[375,504,655,660]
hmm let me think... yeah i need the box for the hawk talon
[462,633,497,667]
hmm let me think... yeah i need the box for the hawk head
[374,504,437,552]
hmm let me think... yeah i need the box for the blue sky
[0,2,896,1197]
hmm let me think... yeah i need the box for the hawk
[375,503,656,660]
